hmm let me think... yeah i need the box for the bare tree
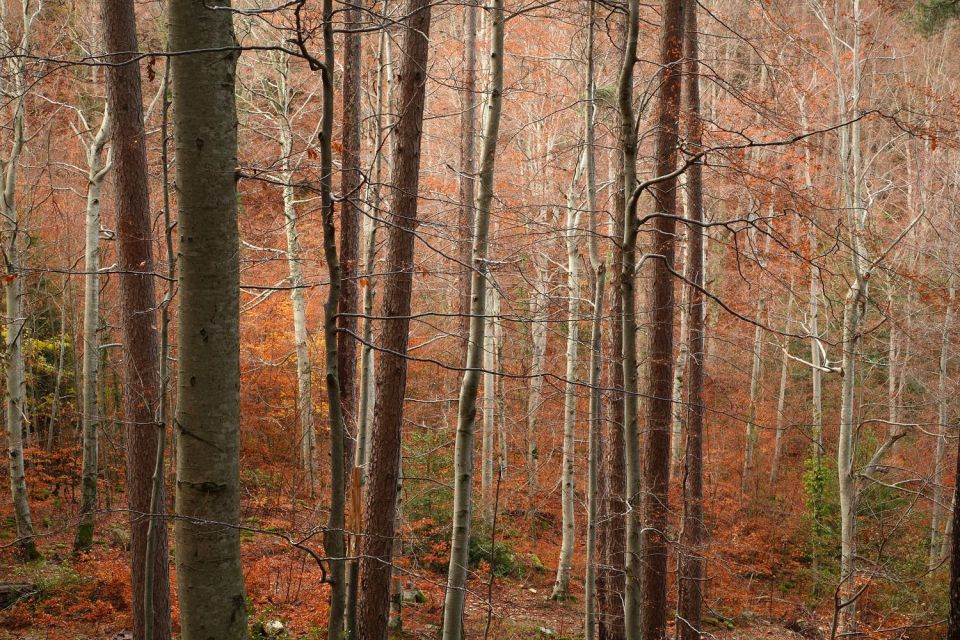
[357,0,433,635]
[169,0,247,635]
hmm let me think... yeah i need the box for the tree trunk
[278,107,316,495]
[1,0,39,563]
[320,0,348,634]
[346,24,392,635]
[670,260,689,478]
[169,0,246,636]
[441,0,502,631]
[742,303,764,493]
[949,442,960,638]
[458,0,478,360]
[931,282,955,569]
[640,2,685,638]
[357,0,432,635]
[769,307,791,486]
[74,108,111,552]
[617,0,641,630]
[482,285,498,526]
[337,0,363,465]
[526,228,548,519]
[103,0,171,635]
[676,8,705,639]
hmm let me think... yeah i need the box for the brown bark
[356,0,432,636]
[640,1,685,638]
[337,0,363,464]
[676,1,705,637]
[101,1,170,637]
[949,444,960,639]
[600,159,626,640]
[458,2,478,360]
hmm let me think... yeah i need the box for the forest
[1,0,960,638]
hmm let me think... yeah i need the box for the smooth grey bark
[931,281,955,569]
[526,221,548,517]
[74,107,112,553]
[458,0,478,360]
[441,0,503,632]
[553,150,586,601]
[769,304,792,486]
[169,0,248,636]
[0,0,39,562]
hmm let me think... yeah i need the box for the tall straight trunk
[458,0,478,359]
[441,0,502,632]
[337,0,363,464]
[1,0,39,563]
[104,0,170,634]
[742,303,764,493]
[495,310,506,476]
[835,2,865,633]
[583,8,601,635]
[357,0,432,635]
[950,443,960,638]
[346,24,391,635]
[169,0,247,637]
[554,151,585,601]
[769,308,791,486]
[526,222,548,518]
[640,2,685,638]
[74,108,111,552]
[617,0,641,631]
[931,282,955,569]
[675,8,704,638]
[601,174,627,640]
[670,264,689,477]
[320,0,348,634]
[482,285,499,525]
[279,112,316,494]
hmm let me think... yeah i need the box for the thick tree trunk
[616,0,641,631]
[441,0,502,632]
[676,4,704,637]
[1,0,39,564]
[169,0,247,636]
[320,1,348,634]
[74,109,111,552]
[346,25,391,635]
[640,2,685,638]
[337,0,363,464]
[553,155,584,601]
[103,0,170,635]
[357,1,432,636]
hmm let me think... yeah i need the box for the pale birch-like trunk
[769,308,791,486]
[671,260,690,477]
[742,302,764,493]
[1,0,39,562]
[552,151,584,602]
[279,113,315,494]
[931,281,954,569]
[74,108,111,552]
[526,223,549,515]
[441,0,503,632]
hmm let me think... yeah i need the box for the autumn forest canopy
[3,0,960,639]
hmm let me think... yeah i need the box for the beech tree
[169,0,247,636]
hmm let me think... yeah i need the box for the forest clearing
[1,0,959,638]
